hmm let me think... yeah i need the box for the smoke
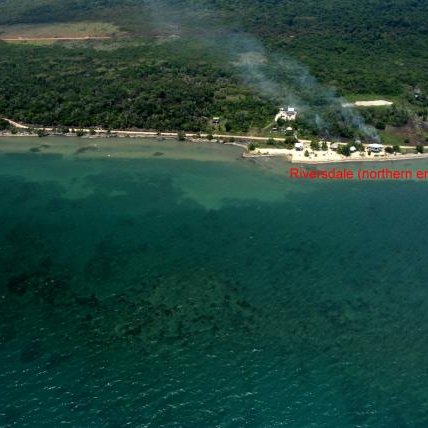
[227,32,379,140]
[143,0,379,141]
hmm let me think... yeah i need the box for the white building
[275,106,297,122]
[286,107,297,120]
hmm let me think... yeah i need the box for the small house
[350,146,357,153]
[330,143,339,151]
[295,142,304,151]
[212,117,220,125]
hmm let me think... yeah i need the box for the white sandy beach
[247,146,428,164]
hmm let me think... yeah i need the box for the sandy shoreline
[244,147,428,164]
[4,131,426,165]
[1,117,427,165]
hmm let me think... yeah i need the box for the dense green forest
[1,0,427,96]
[0,41,275,132]
[0,0,427,137]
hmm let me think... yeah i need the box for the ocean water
[1,137,428,427]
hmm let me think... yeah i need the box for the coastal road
[3,117,424,152]
[0,117,309,145]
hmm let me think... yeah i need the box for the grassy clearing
[379,130,406,146]
[0,22,123,41]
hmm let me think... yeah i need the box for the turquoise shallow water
[1,138,428,427]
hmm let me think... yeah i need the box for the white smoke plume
[143,0,379,141]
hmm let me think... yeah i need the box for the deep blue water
[1,140,428,427]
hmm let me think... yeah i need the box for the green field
[0,22,122,39]
[379,130,407,146]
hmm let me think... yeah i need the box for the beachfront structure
[275,106,297,122]
[368,143,383,153]
[295,142,304,151]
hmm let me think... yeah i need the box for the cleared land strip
[1,36,112,41]
[342,100,394,108]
